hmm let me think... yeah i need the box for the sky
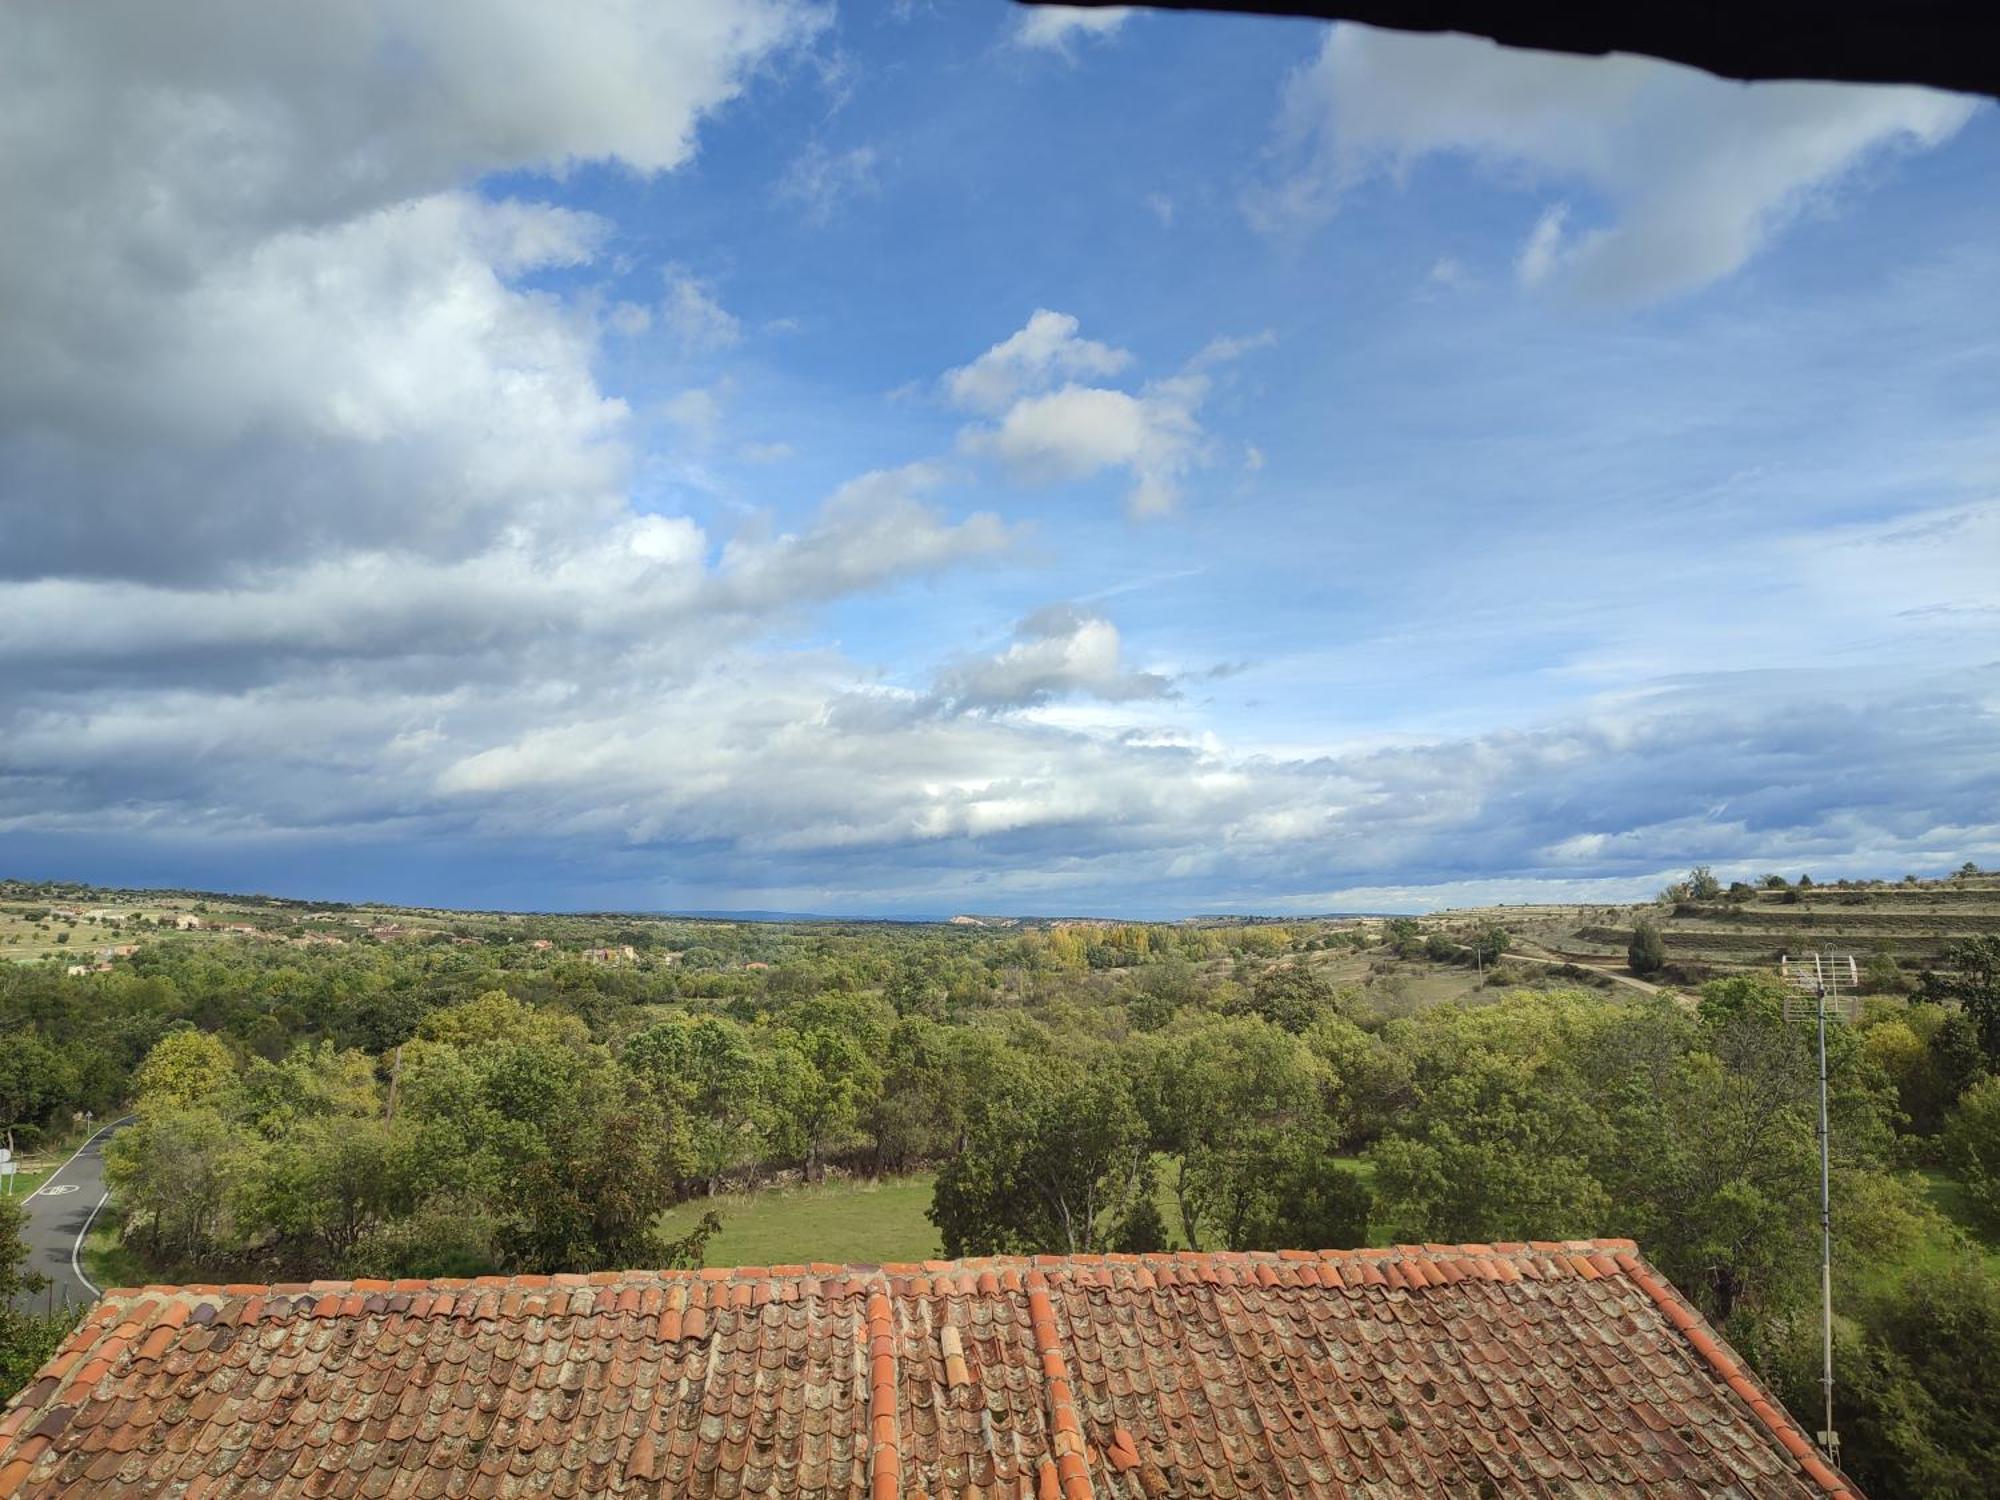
[2,2,1997,917]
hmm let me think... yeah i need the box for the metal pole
[1815,968,1837,1461]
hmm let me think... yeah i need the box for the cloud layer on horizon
[2,4,1995,914]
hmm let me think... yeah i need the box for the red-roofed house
[0,1244,1859,1498]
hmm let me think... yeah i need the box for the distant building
[170,914,203,930]
[528,939,555,952]
[582,944,639,964]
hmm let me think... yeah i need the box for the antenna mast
[1779,949,1857,1467]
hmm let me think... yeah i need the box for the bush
[1942,1076,2000,1235]
[1823,1260,2000,1499]
[1628,919,1667,976]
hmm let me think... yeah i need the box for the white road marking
[21,1116,132,1304]
[72,1192,109,1300]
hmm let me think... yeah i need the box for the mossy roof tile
[0,1243,1856,1499]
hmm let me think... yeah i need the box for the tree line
[6,918,2000,1495]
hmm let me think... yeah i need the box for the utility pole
[1781,951,1856,1467]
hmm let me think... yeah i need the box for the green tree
[1232,1139,1371,1251]
[1365,996,1617,1244]
[0,1034,78,1134]
[1225,964,1337,1033]
[1942,1076,2000,1235]
[1133,1017,1322,1250]
[1628,918,1667,976]
[105,1107,242,1262]
[1469,923,1510,966]
[1860,950,1911,997]
[764,1022,881,1181]
[132,1028,235,1109]
[1928,1010,1988,1112]
[1925,936,2000,1061]
[0,1198,74,1402]
[931,1042,1148,1256]
[624,1017,763,1194]
[1796,1260,2000,1499]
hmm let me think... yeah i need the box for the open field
[659,1156,1382,1268]
[659,1174,943,1266]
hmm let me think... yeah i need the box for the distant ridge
[645,909,949,924]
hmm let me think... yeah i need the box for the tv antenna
[1779,951,1857,1467]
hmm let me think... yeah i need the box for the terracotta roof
[0,1241,1858,1499]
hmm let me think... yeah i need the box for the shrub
[1942,1076,2000,1235]
[1628,919,1667,976]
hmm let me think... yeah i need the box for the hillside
[1434,867,1999,989]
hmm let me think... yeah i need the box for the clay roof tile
[0,1246,1857,1500]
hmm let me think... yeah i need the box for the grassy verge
[1,1168,54,1201]
[81,1205,149,1293]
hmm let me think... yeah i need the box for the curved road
[10,1118,128,1314]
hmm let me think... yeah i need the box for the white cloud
[964,379,1206,516]
[776,143,881,223]
[0,1,820,585]
[946,310,1219,516]
[660,267,743,353]
[943,309,1132,414]
[608,300,654,336]
[1256,23,1978,300]
[1014,6,1132,52]
[712,464,1015,611]
[935,605,1174,710]
[663,386,726,444]
[1516,204,1570,286]
[1427,255,1474,290]
[0,473,1015,714]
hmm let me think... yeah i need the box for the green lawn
[657,1154,1381,1270]
[659,1174,943,1267]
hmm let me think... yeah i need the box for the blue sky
[1,2,1996,915]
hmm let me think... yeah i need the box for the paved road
[10,1118,128,1314]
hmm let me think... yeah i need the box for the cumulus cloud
[4,2,1989,917]
[1013,6,1132,52]
[1254,23,1978,300]
[934,605,1174,711]
[0,1,820,584]
[965,379,1207,517]
[948,311,1234,516]
[943,310,1133,414]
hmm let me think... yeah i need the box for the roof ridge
[85,1239,1650,1302]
